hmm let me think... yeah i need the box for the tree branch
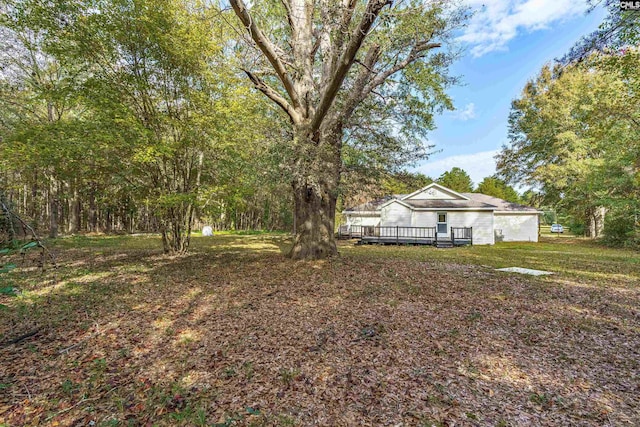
[311,0,392,133]
[330,0,359,74]
[343,41,441,122]
[367,42,441,91]
[230,0,302,114]
[280,0,295,32]
[242,70,300,122]
[340,44,382,122]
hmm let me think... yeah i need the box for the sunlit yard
[1,235,638,426]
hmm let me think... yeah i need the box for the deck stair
[435,240,454,248]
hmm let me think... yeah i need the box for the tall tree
[228,0,466,259]
[63,0,268,252]
[564,0,639,63]
[497,58,639,240]
[476,176,519,202]
[382,171,433,195]
[436,167,473,193]
[0,2,95,237]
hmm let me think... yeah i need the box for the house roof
[462,193,539,212]
[343,194,406,212]
[400,182,470,201]
[342,184,540,214]
[402,199,496,209]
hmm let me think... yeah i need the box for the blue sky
[414,0,607,186]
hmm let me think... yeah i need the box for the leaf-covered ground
[1,235,639,426]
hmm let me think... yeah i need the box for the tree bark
[68,186,81,234]
[288,124,341,260]
[88,185,98,232]
[590,206,606,238]
[289,179,338,259]
[49,197,58,239]
[105,209,112,233]
[160,209,191,254]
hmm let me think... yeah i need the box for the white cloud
[415,150,499,185]
[459,0,589,57]
[453,102,476,121]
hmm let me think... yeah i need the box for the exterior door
[437,212,448,239]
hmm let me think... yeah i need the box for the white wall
[448,211,495,245]
[346,214,380,227]
[494,213,539,242]
[411,210,437,227]
[407,210,494,244]
[380,202,412,226]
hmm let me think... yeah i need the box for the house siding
[346,214,380,227]
[494,213,539,242]
[380,202,412,226]
[411,210,437,227]
[448,211,494,245]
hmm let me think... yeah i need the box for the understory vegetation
[1,235,638,426]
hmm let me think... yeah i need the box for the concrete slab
[496,267,554,276]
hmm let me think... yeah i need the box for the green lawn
[342,237,639,288]
[1,234,638,426]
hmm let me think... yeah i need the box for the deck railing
[451,226,473,246]
[339,224,473,246]
[361,225,437,241]
[338,224,363,239]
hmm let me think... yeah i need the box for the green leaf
[0,264,16,273]
[0,248,11,255]
[0,286,17,296]
[21,241,39,250]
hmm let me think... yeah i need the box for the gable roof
[401,183,470,201]
[342,184,539,214]
[402,199,496,209]
[343,194,406,213]
[462,193,540,212]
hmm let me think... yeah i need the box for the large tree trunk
[288,125,341,260]
[230,0,439,259]
[289,179,338,259]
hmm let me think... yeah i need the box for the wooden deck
[338,225,473,247]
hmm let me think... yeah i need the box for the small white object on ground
[202,226,213,236]
[496,267,553,276]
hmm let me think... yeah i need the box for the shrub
[603,208,640,248]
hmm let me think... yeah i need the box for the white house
[342,183,541,245]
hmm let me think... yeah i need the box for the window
[437,212,447,234]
